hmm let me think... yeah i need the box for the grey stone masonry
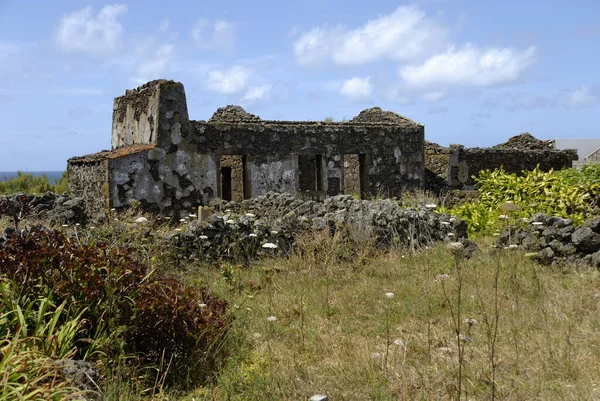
[68,80,425,218]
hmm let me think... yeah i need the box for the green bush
[0,228,231,386]
[442,165,600,236]
[0,171,68,195]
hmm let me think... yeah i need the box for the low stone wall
[166,192,468,261]
[0,192,87,230]
[448,146,578,189]
[496,213,600,267]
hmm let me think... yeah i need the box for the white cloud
[293,5,446,67]
[340,76,372,101]
[132,44,174,84]
[422,91,446,102]
[242,84,272,103]
[191,19,235,52]
[567,86,599,109]
[55,4,127,56]
[205,65,253,94]
[400,44,536,88]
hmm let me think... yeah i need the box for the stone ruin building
[67,79,578,219]
[424,133,578,192]
[67,80,425,218]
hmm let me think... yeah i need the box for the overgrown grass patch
[181,238,600,400]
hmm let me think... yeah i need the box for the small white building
[553,138,600,168]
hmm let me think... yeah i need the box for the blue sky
[1,0,599,171]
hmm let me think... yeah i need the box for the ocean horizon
[0,171,65,183]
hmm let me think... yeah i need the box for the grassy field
[168,231,600,401]
[2,208,600,400]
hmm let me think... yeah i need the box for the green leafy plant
[442,165,600,236]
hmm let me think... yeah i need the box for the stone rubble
[496,213,600,267]
[165,192,467,261]
[0,192,87,226]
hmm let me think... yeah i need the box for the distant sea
[0,171,64,183]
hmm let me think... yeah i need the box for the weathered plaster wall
[448,146,578,189]
[111,80,190,150]
[107,148,217,213]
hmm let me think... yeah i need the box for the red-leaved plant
[0,227,231,386]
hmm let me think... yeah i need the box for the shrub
[0,227,231,386]
[442,165,600,236]
[0,194,32,230]
[0,171,69,195]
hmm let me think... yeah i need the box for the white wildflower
[464,318,478,326]
[498,215,509,220]
[267,316,277,322]
[226,219,236,224]
[435,273,450,282]
[249,233,258,238]
[385,292,395,299]
[531,221,544,226]
[134,217,148,223]
[458,334,473,343]
[245,213,256,218]
[180,218,187,223]
[174,228,182,232]
[425,203,437,209]
[62,224,69,227]
[441,221,451,226]
[198,303,207,308]
[189,214,197,218]
[270,231,279,235]
[262,242,278,249]
[199,235,209,240]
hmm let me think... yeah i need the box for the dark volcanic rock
[572,227,600,253]
[209,105,261,122]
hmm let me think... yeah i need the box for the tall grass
[181,234,600,400]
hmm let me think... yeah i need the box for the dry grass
[3,213,600,400]
[179,232,600,400]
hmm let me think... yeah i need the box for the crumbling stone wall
[112,79,190,150]
[67,157,109,219]
[423,134,578,191]
[448,146,578,189]
[424,141,452,192]
[69,81,425,218]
